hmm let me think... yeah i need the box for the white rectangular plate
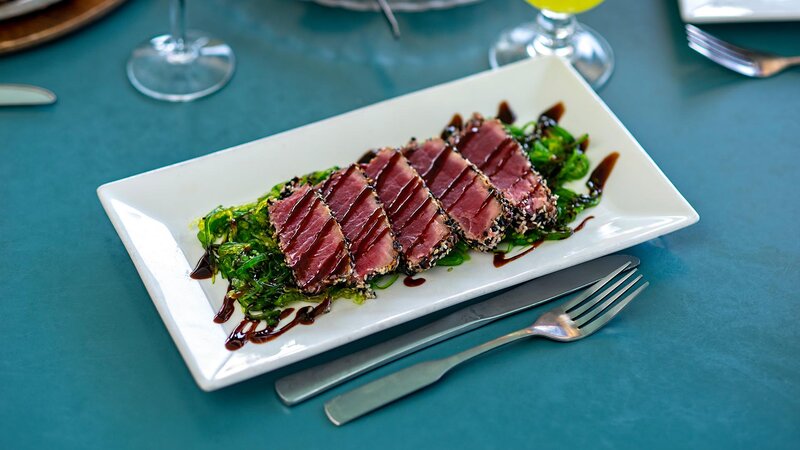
[679,0,800,23]
[98,56,698,391]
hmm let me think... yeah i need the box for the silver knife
[274,254,639,405]
[0,84,57,106]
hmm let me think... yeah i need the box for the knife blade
[275,254,640,405]
[0,84,57,106]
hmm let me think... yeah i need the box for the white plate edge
[677,0,800,23]
[97,56,700,391]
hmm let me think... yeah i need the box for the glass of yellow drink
[490,0,614,89]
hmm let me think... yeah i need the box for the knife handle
[274,310,487,405]
[324,359,451,426]
[324,329,532,426]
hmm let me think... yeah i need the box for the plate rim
[98,56,699,391]
[678,0,800,24]
[0,0,62,21]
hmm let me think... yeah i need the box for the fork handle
[444,328,534,368]
[324,329,532,425]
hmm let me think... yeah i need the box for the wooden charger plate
[0,0,126,55]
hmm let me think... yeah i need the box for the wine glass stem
[533,9,577,53]
[170,0,187,52]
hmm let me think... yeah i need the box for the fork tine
[687,35,752,67]
[580,281,650,336]
[578,282,648,336]
[687,41,760,77]
[568,269,637,320]
[686,25,756,59]
[560,262,631,313]
[686,29,754,67]
[574,274,642,327]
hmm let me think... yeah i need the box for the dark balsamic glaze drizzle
[357,149,379,164]
[448,113,464,130]
[493,239,545,268]
[497,101,516,125]
[441,114,464,139]
[225,319,259,351]
[224,297,331,350]
[190,250,214,279]
[579,136,590,152]
[540,102,565,123]
[403,275,426,287]
[213,286,237,324]
[573,216,595,232]
[587,152,619,196]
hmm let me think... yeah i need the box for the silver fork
[324,263,648,425]
[686,24,800,77]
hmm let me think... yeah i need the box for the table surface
[1,0,799,448]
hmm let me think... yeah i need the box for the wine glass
[127,0,235,102]
[489,0,614,90]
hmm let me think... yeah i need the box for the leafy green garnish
[197,168,356,325]
[500,114,604,251]
[256,167,339,203]
[194,110,611,334]
[436,241,471,267]
[370,273,400,290]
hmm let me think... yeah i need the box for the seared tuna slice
[268,184,354,294]
[404,138,509,251]
[454,115,557,231]
[318,164,400,282]
[362,148,456,273]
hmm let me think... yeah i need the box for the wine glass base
[127,31,235,102]
[489,21,614,90]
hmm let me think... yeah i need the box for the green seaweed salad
[195,112,609,328]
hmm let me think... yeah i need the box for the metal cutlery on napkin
[325,262,648,425]
[0,84,56,106]
[686,24,800,77]
[275,254,639,405]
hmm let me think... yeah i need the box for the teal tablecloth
[2,0,798,448]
